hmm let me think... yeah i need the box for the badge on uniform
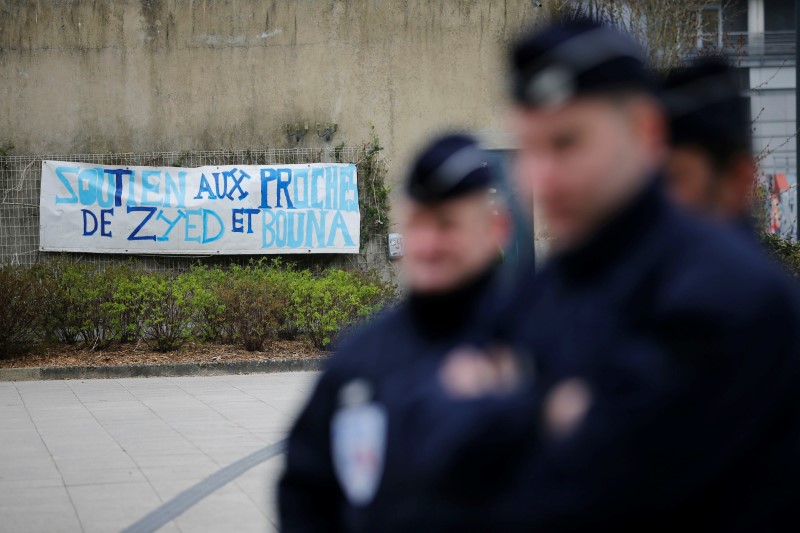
[331,379,388,507]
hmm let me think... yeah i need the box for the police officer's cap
[406,134,492,204]
[511,18,651,107]
[662,57,751,162]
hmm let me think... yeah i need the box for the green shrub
[138,272,194,352]
[212,260,396,351]
[181,265,227,342]
[43,261,120,349]
[0,264,51,358]
[218,264,291,351]
[42,261,90,345]
[3,259,396,357]
[291,269,396,349]
[102,264,148,344]
[761,233,800,279]
[276,266,314,341]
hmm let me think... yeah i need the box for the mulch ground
[0,340,327,369]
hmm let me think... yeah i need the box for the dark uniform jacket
[400,179,800,532]
[278,267,509,532]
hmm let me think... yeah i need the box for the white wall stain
[258,28,283,40]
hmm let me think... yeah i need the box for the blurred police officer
[662,57,756,228]
[278,134,511,532]
[402,17,800,532]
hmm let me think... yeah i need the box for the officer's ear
[637,98,668,158]
[488,194,512,249]
[722,153,757,217]
[617,94,669,162]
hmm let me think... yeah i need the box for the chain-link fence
[0,147,394,274]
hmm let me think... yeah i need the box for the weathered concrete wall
[0,0,540,181]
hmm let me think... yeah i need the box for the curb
[0,357,328,382]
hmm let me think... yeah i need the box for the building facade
[727,0,797,237]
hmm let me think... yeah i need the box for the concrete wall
[0,0,540,182]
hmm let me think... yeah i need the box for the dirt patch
[0,341,327,369]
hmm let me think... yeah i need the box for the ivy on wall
[336,127,391,251]
[761,232,800,279]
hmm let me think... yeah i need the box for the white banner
[39,161,360,254]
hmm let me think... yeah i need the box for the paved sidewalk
[0,372,319,533]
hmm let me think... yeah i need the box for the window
[764,0,795,32]
[724,0,749,33]
[698,4,723,50]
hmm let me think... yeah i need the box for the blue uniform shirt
[278,266,511,532]
[396,179,800,532]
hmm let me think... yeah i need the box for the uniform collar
[552,176,666,283]
[408,264,498,340]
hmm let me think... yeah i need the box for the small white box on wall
[387,233,403,259]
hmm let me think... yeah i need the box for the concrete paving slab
[68,481,164,533]
[0,371,319,532]
[57,461,147,487]
[0,464,64,486]
[0,485,83,533]
[173,484,272,533]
